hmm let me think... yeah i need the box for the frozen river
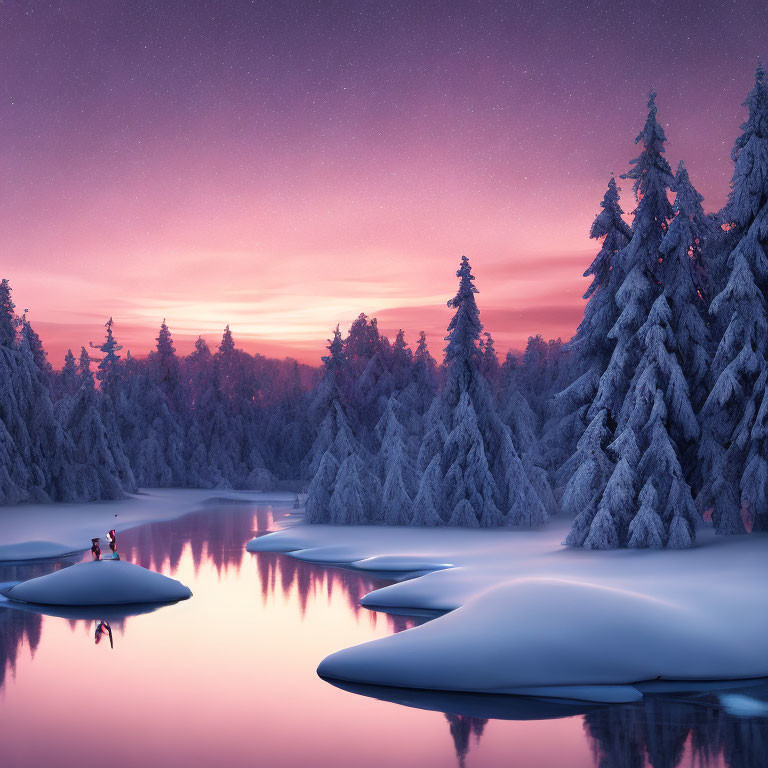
[0,497,765,767]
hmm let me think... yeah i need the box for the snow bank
[324,679,598,720]
[249,519,768,701]
[3,560,192,606]
[319,577,766,700]
[350,555,454,574]
[0,488,296,562]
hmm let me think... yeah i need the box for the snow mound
[4,560,192,606]
[351,555,454,573]
[318,577,768,699]
[252,521,768,699]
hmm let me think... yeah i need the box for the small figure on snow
[95,621,113,649]
[91,538,101,561]
[106,529,119,559]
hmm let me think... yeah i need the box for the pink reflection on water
[0,502,759,768]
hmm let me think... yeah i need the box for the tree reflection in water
[444,713,488,768]
[585,692,768,768]
[1,503,767,768]
[0,607,41,691]
[0,554,81,691]
[324,660,768,767]
[0,502,418,695]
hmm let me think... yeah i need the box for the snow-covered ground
[0,488,297,562]
[248,519,768,703]
[3,559,192,605]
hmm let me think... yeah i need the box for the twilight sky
[1,0,767,365]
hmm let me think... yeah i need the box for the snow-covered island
[3,559,192,606]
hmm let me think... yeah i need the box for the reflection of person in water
[94,621,113,649]
[106,529,119,559]
[91,538,101,561]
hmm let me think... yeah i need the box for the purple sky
[1,0,766,364]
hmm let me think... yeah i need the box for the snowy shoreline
[248,520,768,702]
[0,488,296,562]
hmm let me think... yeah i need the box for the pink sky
[6,134,599,365]
[2,0,757,367]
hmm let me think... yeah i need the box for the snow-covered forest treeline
[0,297,316,504]
[3,66,768,550]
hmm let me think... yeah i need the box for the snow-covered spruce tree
[89,317,123,384]
[619,294,699,480]
[564,93,674,548]
[627,481,665,549]
[338,313,396,434]
[195,356,242,488]
[479,332,501,390]
[497,347,559,518]
[414,330,438,386]
[263,359,313,480]
[55,348,125,500]
[305,325,345,440]
[85,321,137,494]
[591,91,674,423]
[427,256,547,527]
[327,454,369,525]
[375,395,417,524]
[583,456,637,550]
[0,282,31,503]
[0,280,84,503]
[513,335,569,421]
[390,329,413,391]
[416,395,449,472]
[16,317,76,501]
[562,409,614,546]
[303,326,379,523]
[215,326,276,487]
[576,296,699,549]
[590,425,641,544]
[636,394,697,547]
[498,353,538,458]
[303,450,339,523]
[21,316,52,381]
[183,326,275,490]
[0,279,17,347]
[410,453,445,525]
[659,161,711,410]
[398,330,439,453]
[699,65,768,534]
[545,176,632,480]
[186,336,212,404]
[303,327,351,476]
[0,416,29,504]
[442,391,503,527]
[52,349,80,401]
[144,320,188,485]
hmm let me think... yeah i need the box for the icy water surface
[0,498,766,768]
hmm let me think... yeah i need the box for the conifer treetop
[621,90,674,206]
[89,317,123,379]
[156,319,176,358]
[445,255,482,368]
[219,324,235,355]
[0,278,18,348]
